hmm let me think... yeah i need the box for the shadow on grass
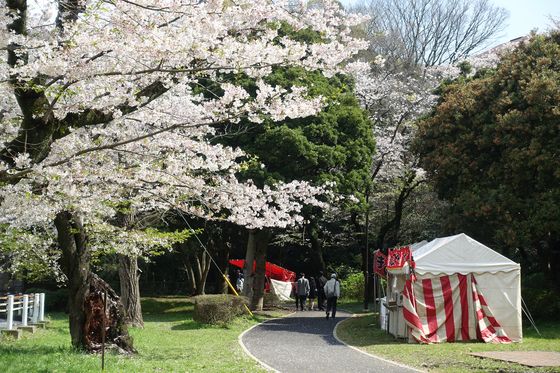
[141,297,195,323]
[0,344,79,356]
[170,321,208,330]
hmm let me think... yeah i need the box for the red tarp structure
[229,259,296,282]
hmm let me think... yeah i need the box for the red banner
[373,250,387,278]
[387,246,412,270]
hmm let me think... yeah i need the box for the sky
[340,0,560,46]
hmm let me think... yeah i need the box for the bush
[193,294,248,325]
[341,272,364,301]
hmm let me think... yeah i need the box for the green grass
[0,297,276,373]
[337,300,375,314]
[336,312,560,373]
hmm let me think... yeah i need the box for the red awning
[229,259,296,282]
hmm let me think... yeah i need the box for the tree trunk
[309,221,327,274]
[251,230,270,311]
[214,226,232,294]
[243,230,256,298]
[197,251,211,295]
[55,211,134,353]
[363,192,370,310]
[376,175,423,250]
[118,255,144,328]
[184,250,211,295]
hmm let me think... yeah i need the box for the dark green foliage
[193,294,249,325]
[340,272,364,301]
[415,32,560,295]
[26,287,69,312]
[522,273,560,321]
[219,67,375,202]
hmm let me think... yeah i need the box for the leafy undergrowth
[0,297,271,373]
[336,313,560,373]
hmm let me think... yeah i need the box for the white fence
[0,293,45,331]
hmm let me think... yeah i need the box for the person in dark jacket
[296,273,310,311]
[316,271,328,311]
[307,276,317,310]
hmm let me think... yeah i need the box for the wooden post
[7,295,14,330]
[102,289,107,371]
[22,295,28,327]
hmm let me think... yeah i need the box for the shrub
[341,272,364,301]
[193,294,248,325]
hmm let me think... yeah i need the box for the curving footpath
[240,310,422,373]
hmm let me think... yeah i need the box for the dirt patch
[470,351,560,367]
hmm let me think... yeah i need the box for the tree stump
[83,274,135,354]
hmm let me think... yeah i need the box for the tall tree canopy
[353,0,508,67]
[415,32,560,294]
[215,66,375,274]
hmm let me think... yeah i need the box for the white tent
[386,233,522,343]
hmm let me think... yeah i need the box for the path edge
[332,314,425,373]
[238,312,296,373]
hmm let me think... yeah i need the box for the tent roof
[413,233,519,275]
[229,259,296,282]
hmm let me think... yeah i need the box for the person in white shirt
[323,273,340,320]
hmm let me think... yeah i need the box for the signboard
[373,250,387,278]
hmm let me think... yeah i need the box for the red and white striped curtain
[402,273,511,344]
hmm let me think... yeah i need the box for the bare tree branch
[353,0,508,67]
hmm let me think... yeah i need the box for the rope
[521,296,540,336]
[173,206,254,317]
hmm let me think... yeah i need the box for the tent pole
[373,274,377,315]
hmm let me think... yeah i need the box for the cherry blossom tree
[0,0,367,351]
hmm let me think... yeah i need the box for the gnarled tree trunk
[309,221,326,275]
[55,211,134,353]
[118,255,144,328]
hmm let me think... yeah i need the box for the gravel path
[241,309,421,373]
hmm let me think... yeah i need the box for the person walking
[316,271,327,311]
[324,273,340,320]
[308,276,317,310]
[296,273,310,311]
[292,276,299,310]
[235,270,244,293]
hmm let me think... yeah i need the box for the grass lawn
[336,312,560,372]
[0,297,284,373]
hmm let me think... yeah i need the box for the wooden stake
[101,289,107,371]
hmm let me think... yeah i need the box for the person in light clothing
[323,273,340,320]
